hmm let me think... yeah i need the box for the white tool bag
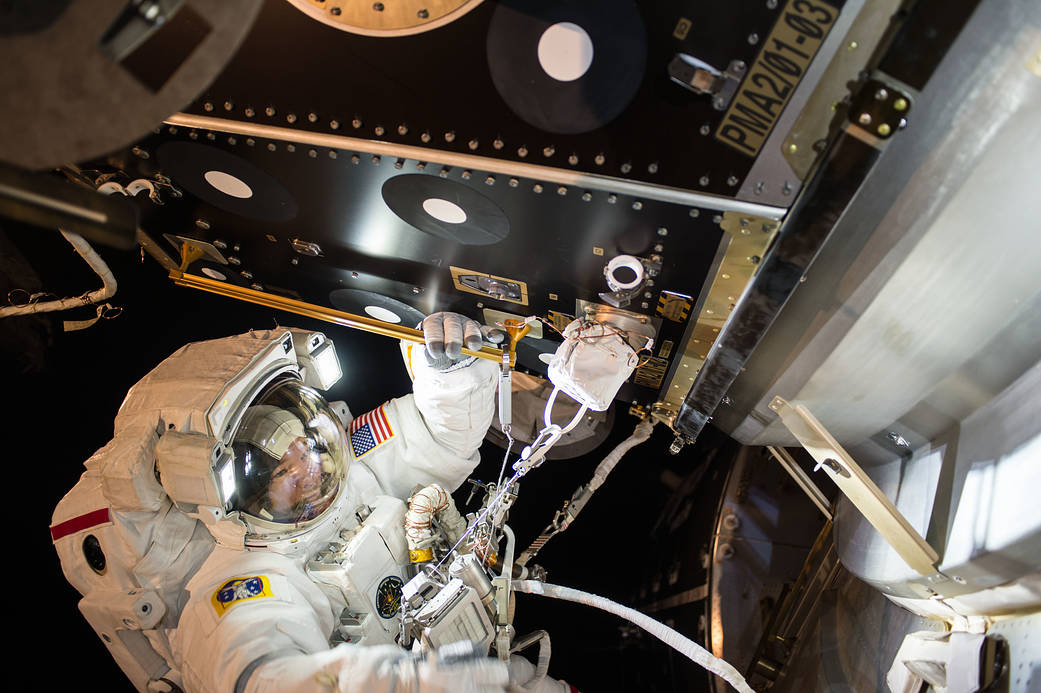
[548,319,644,411]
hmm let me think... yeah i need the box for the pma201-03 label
[716,0,839,157]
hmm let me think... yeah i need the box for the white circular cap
[204,170,253,199]
[422,198,468,224]
[606,254,645,290]
[364,305,402,323]
[537,22,595,82]
[200,267,227,281]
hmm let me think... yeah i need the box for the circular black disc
[329,289,427,327]
[156,141,298,222]
[381,174,509,246]
[486,0,647,135]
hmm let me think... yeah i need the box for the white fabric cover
[548,320,639,411]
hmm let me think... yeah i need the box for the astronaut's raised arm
[346,315,498,500]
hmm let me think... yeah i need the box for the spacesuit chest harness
[303,494,411,647]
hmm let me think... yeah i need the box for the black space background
[7,223,727,692]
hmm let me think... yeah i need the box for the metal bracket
[768,396,938,576]
[766,446,834,521]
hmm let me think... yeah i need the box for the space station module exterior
[50,327,508,692]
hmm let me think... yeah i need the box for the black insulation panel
[182,0,845,196]
[113,128,724,402]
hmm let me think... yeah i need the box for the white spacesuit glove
[421,312,484,368]
[243,641,509,693]
[396,641,511,693]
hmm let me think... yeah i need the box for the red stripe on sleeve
[49,508,112,542]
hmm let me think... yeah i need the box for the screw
[330,6,341,15]
[244,107,255,117]
[699,175,710,186]
[308,148,317,158]
[787,143,798,154]
[727,175,739,186]
[654,244,663,252]
[594,153,605,165]
[581,192,592,201]
[699,124,711,136]
[223,101,234,111]
[330,119,339,130]
[286,113,297,123]
[508,178,519,187]
[352,118,362,129]
[783,181,793,195]
[412,286,422,294]
[766,0,778,8]
[888,431,910,448]
[131,147,149,159]
[542,146,555,157]
[373,2,384,10]
[265,106,276,117]
[878,123,892,136]
[632,200,642,210]
[267,142,276,151]
[517,146,528,157]
[372,155,381,164]
[493,138,504,150]
[468,139,479,150]
[893,97,909,111]
[568,153,578,165]
[195,219,210,230]
[203,102,213,112]
[858,112,872,125]
[689,209,699,218]
[398,124,408,135]
[607,194,617,204]
[557,186,567,195]
[417,8,428,18]
[444,131,455,142]
[533,184,543,193]
[421,131,431,143]
[461,170,471,179]
[748,33,759,45]
[374,125,384,136]
[658,227,668,236]
[351,154,360,164]
[875,88,889,101]
[648,162,658,174]
[485,176,495,185]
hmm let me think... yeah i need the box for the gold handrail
[170,270,506,364]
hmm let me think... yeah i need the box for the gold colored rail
[170,270,506,364]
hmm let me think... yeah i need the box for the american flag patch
[350,406,394,459]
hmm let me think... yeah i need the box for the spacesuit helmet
[228,377,349,537]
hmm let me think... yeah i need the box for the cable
[512,580,755,693]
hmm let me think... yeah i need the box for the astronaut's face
[267,436,323,518]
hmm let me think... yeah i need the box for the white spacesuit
[51,313,574,693]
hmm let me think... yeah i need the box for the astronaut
[51,312,574,693]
